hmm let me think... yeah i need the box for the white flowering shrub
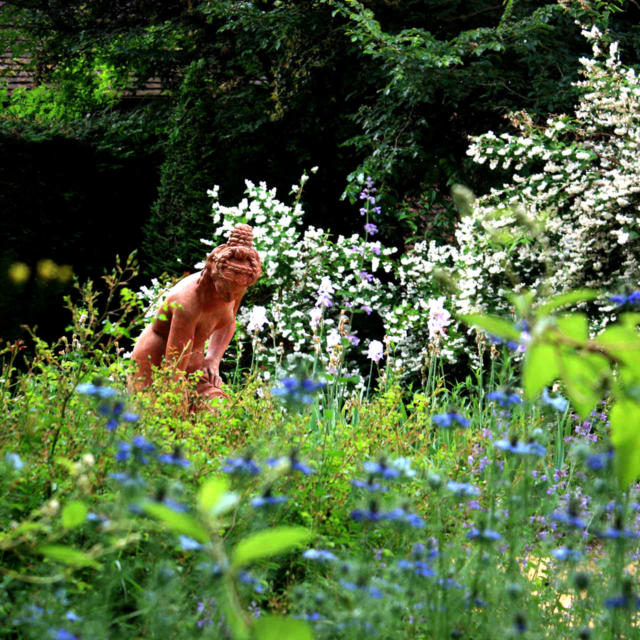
[205,172,398,383]
[400,26,640,361]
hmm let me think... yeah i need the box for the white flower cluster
[206,173,399,383]
[400,28,640,361]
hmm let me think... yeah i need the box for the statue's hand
[203,360,222,388]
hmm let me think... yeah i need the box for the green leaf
[560,351,608,418]
[459,314,521,342]
[221,580,249,640]
[231,526,312,569]
[523,342,559,400]
[143,502,210,544]
[596,325,640,367]
[536,289,599,316]
[610,399,640,487]
[254,615,313,640]
[39,545,101,569]
[62,500,88,529]
[555,313,588,342]
[197,476,230,516]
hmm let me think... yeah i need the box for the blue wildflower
[223,456,261,475]
[586,450,614,471]
[494,438,546,457]
[351,505,385,522]
[432,412,470,428]
[4,452,24,470]
[272,376,325,405]
[551,510,586,530]
[51,630,81,640]
[595,527,639,540]
[466,528,502,542]
[108,472,146,488]
[541,388,569,412]
[239,572,265,593]
[609,291,640,306]
[266,451,314,475]
[351,476,388,492]
[397,559,435,577]
[487,390,523,408]
[363,458,400,479]
[251,492,287,508]
[77,382,116,399]
[157,447,190,467]
[446,481,481,498]
[180,535,203,551]
[339,579,383,599]
[551,547,582,561]
[302,549,338,562]
[65,611,81,622]
[604,595,640,609]
[163,498,188,512]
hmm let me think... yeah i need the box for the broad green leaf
[459,314,521,342]
[197,476,229,516]
[523,342,559,400]
[254,615,313,640]
[610,399,640,487]
[143,503,210,544]
[555,314,588,342]
[232,526,312,569]
[596,325,640,366]
[560,351,608,419]
[536,289,599,316]
[62,500,88,530]
[39,545,101,569]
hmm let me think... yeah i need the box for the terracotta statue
[130,224,261,401]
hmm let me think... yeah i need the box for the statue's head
[203,224,262,291]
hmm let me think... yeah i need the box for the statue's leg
[129,326,164,392]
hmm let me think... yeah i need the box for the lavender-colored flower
[316,277,334,308]
[366,340,384,362]
[360,304,373,315]
[370,244,381,255]
[432,412,470,428]
[359,271,374,283]
[364,223,378,235]
[427,298,452,341]
[348,334,360,346]
[309,307,323,330]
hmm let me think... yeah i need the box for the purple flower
[364,223,378,235]
[360,305,373,315]
[359,271,374,282]
[348,334,360,346]
[370,245,381,255]
[551,511,586,530]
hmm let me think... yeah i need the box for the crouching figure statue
[130,224,261,402]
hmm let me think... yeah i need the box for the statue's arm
[203,293,245,388]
